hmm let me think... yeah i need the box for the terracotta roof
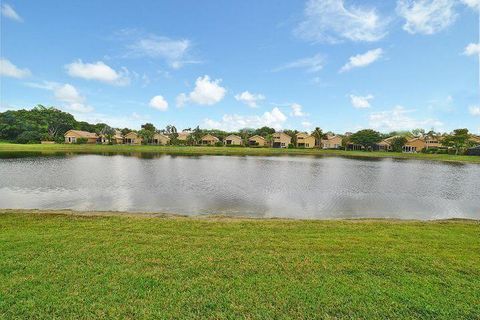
[249,135,265,140]
[64,130,97,138]
[201,134,219,141]
[225,135,242,140]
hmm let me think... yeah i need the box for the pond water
[0,153,479,219]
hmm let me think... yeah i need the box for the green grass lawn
[1,211,479,319]
[0,142,479,163]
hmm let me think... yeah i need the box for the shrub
[75,137,88,144]
[288,144,295,148]
[215,142,224,147]
[16,131,42,144]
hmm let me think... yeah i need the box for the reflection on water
[0,153,479,219]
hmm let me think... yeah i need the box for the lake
[0,153,479,219]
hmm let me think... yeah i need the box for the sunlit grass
[0,211,479,319]
[0,142,479,163]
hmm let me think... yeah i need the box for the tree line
[0,105,478,155]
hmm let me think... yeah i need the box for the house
[64,130,98,144]
[321,135,342,149]
[296,132,316,148]
[177,131,190,141]
[403,136,442,153]
[224,135,243,146]
[248,135,267,147]
[272,132,292,148]
[152,133,170,145]
[467,145,480,156]
[200,134,219,145]
[99,131,123,144]
[124,132,143,145]
[470,135,480,145]
[403,138,426,153]
[376,136,400,152]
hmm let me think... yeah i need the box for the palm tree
[311,127,323,148]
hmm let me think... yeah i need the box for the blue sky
[1,0,479,133]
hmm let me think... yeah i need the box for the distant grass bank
[0,210,479,319]
[0,142,479,163]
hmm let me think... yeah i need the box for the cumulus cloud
[149,95,169,111]
[295,0,388,43]
[290,103,306,117]
[120,30,199,69]
[396,0,457,35]
[350,94,374,108]
[461,0,480,9]
[53,84,93,113]
[26,81,93,113]
[275,54,324,73]
[302,121,313,128]
[1,3,22,22]
[204,107,287,131]
[463,43,480,56]
[469,106,480,116]
[369,106,442,131]
[234,91,265,108]
[176,75,226,107]
[340,48,383,72]
[0,58,31,78]
[65,60,130,85]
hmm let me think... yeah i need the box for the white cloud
[340,48,383,72]
[65,60,130,85]
[204,107,287,131]
[0,58,31,78]
[396,0,457,35]
[176,93,188,108]
[369,105,443,131]
[469,106,480,116]
[463,43,480,56]
[350,94,374,109]
[302,121,313,129]
[26,81,93,113]
[54,84,93,113]
[461,0,480,9]
[149,95,169,111]
[176,75,226,106]
[295,0,388,43]
[275,54,324,73]
[123,32,197,69]
[1,4,22,22]
[290,103,306,117]
[234,91,265,108]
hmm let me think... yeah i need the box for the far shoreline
[1,143,480,164]
[1,209,478,223]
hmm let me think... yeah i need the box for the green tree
[441,129,472,155]
[33,105,76,141]
[141,123,156,132]
[191,126,203,145]
[284,129,299,146]
[311,127,323,147]
[411,128,425,137]
[100,125,116,144]
[390,136,408,152]
[341,135,351,151]
[350,129,382,151]
[165,125,179,145]
[254,126,275,137]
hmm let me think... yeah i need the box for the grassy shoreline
[1,142,479,163]
[1,210,479,319]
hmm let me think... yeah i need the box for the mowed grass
[0,142,479,163]
[0,211,479,319]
